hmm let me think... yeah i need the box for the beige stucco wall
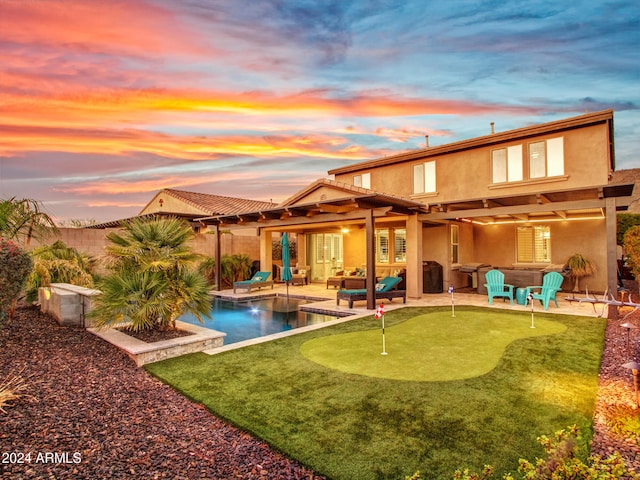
[334,123,612,204]
[139,191,205,215]
[343,228,365,270]
[472,219,607,291]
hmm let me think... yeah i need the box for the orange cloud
[0,123,381,161]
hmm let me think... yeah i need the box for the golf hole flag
[376,303,387,355]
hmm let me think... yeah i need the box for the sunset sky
[1,0,638,223]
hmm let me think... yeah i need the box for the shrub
[0,238,33,321]
[25,240,95,302]
[453,425,638,480]
[624,225,640,281]
[618,213,640,246]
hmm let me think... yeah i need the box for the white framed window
[375,228,389,263]
[492,145,523,183]
[413,161,436,194]
[450,224,459,264]
[393,228,406,263]
[516,225,551,263]
[492,138,563,184]
[529,137,564,179]
[353,172,371,189]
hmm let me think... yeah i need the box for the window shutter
[516,227,534,262]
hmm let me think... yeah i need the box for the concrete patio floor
[213,280,605,319]
[202,281,608,355]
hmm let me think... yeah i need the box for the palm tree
[26,240,95,302]
[90,217,211,331]
[0,197,57,247]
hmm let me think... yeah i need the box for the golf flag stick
[375,303,387,355]
[448,284,455,317]
[528,291,535,328]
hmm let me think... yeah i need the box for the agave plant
[565,253,596,292]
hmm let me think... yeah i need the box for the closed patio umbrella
[281,233,292,302]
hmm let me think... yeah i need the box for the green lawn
[146,306,606,480]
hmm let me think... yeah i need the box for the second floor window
[529,137,564,179]
[492,145,523,183]
[354,173,371,189]
[492,137,564,184]
[413,161,436,194]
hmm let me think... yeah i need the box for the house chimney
[425,135,429,148]
[490,122,495,134]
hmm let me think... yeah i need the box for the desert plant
[456,426,637,480]
[624,225,640,282]
[0,368,36,413]
[89,217,211,331]
[566,253,596,292]
[0,238,33,321]
[198,256,217,286]
[25,240,95,302]
[217,253,252,288]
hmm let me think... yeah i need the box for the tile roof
[162,189,275,215]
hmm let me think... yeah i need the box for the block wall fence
[29,228,262,273]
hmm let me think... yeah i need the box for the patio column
[259,229,273,279]
[297,232,306,266]
[406,214,423,299]
[365,209,376,309]
[605,197,618,319]
[214,224,221,291]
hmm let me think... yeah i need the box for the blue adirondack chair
[484,269,514,305]
[526,271,563,310]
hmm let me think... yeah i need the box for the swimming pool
[178,296,336,345]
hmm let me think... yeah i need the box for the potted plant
[565,253,596,292]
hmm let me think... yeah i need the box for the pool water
[178,296,335,345]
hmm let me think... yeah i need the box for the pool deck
[200,281,609,355]
[212,281,606,318]
[90,281,612,364]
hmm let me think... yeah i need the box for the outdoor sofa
[336,276,406,308]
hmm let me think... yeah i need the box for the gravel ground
[2,301,640,479]
[0,305,324,480]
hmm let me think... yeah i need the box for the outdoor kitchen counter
[476,267,544,295]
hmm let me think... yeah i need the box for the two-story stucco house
[199,110,635,314]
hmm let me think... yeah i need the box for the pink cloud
[0,0,216,59]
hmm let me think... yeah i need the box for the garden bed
[0,305,324,479]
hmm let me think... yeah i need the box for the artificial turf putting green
[146,306,604,480]
[299,310,567,381]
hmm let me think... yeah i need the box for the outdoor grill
[459,262,491,288]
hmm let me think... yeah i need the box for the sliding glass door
[307,233,343,281]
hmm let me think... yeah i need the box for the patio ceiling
[420,183,635,225]
[195,192,429,228]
